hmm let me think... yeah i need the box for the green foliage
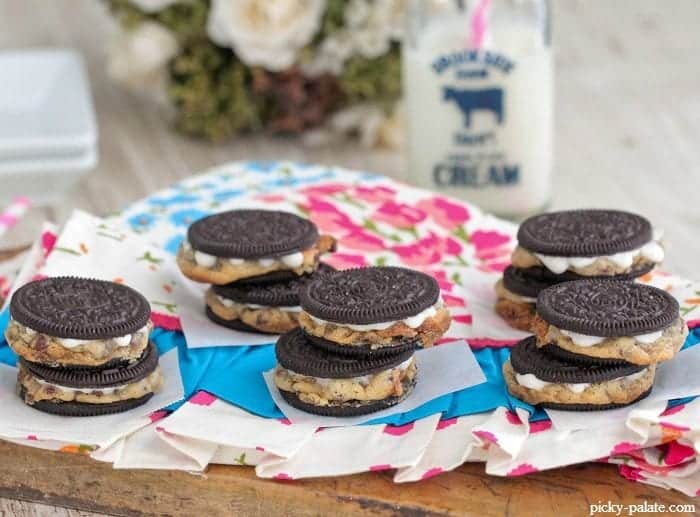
[169,40,266,140]
[338,44,402,110]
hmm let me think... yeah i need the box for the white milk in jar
[403,0,553,217]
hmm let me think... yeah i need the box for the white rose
[129,0,180,13]
[303,0,405,76]
[108,21,179,94]
[207,0,325,71]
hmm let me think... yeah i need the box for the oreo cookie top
[300,266,440,324]
[502,266,560,299]
[276,329,414,378]
[214,264,334,307]
[10,277,151,339]
[537,280,679,337]
[510,337,645,383]
[517,209,652,256]
[20,342,158,388]
[187,209,319,258]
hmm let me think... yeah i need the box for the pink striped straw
[470,0,492,49]
[0,196,31,238]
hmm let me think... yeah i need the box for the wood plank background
[0,0,699,515]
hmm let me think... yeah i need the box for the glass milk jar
[403,0,553,217]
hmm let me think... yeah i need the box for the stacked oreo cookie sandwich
[5,277,163,416]
[496,209,665,331]
[177,209,336,334]
[504,280,687,410]
[274,266,452,417]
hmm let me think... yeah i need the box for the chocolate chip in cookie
[505,336,654,410]
[213,263,335,309]
[205,264,335,335]
[18,342,162,416]
[274,328,417,417]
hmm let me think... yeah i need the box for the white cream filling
[532,238,665,275]
[287,357,415,388]
[215,295,303,313]
[56,325,149,349]
[515,368,648,393]
[185,240,305,269]
[35,377,128,395]
[559,328,665,347]
[308,301,442,331]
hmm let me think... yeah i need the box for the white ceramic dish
[0,145,98,205]
[0,49,97,159]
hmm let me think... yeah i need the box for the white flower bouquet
[106,0,404,147]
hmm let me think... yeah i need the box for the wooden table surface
[1,0,699,515]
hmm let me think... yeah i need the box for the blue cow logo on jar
[443,87,504,127]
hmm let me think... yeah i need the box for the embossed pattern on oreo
[510,336,645,384]
[276,328,414,378]
[187,209,319,258]
[214,264,335,307]
[300,266,440,324]
[20,342,159,388]
[10,277,151,339]
[518,209,652,256]
[537,280,679,336]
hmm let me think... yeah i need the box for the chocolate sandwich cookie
[495,266,561,331]
[177,209,336,285]
[532,280,687,365]
[6,277,153,368]
[17,342,164,416]
[298,266,451,354]
[274,328,417,417]
[205,264,335,334]
[504,337,655,410]
[511,209,664,277]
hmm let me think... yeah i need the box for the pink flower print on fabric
[303,198,356,233]
[618,464,646,481]
[610,442,641,456]
[507,463,539,476]
[416,196,471,231]
[423,270,454,292]
[436,418,458,430]
[373,201,426,229]
[341,227,386,251]
[324,253,368,270]
[663,441,696,466]
[353,185,397,204]
[189,391,217,406]
[392,233,463,267]
[473,430,498,445]
[420,467,445,480]
[383,423,414,436]
[299,183,348,197]
[470,230,511,253]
